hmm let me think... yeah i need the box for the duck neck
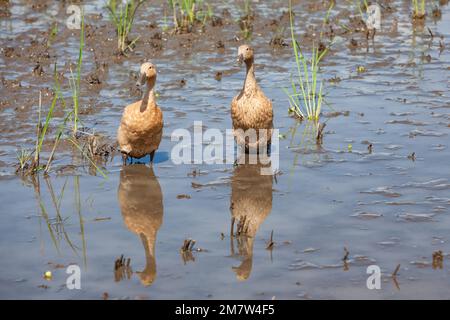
[140,232,156,264]
[141,77,156,112]
[243,58,257,96]
[139,232,157,285]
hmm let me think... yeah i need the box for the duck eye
[246,48,249,51]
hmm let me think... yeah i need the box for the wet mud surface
[0,0,449,299]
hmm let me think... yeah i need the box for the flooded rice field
[0,0,449,299]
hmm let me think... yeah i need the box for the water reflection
[288,120,326,170]
[30,174,87,265]
[229,155,273,281]
[117,164,164,286]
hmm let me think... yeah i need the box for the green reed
[106,0,145,54]
[284,1,333,121]
[412,0,426,17]
[68,8,84,136]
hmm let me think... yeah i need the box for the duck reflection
[229,155,273,281]
[117,164,163,286]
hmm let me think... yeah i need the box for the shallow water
[0,0,449,299]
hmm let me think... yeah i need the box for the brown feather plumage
[231,45,273,149]
[117,62,163,160]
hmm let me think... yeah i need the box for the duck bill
[237,54,244,65]
[136,73,147,87]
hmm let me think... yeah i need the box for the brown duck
[231,45,273,151]
[117,164,164,286]
[230,155,273,281]
[117,62,163,164]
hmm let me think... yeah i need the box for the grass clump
[16,9,107,179]
[16,90,58,176]
[284,1,333,121]
[238,0,254,40]
[168,0,212,32]
[106,0,145,54]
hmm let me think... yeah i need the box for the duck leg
[121,153,128,166]
[150,150,156,164]
[266,142,272,157]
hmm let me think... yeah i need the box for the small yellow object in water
[44,271,52,280]
[348,144,353,152]
[357,66,366,73]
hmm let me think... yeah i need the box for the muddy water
[0,0,449,299]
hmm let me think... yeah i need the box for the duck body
[117,100,163,159]
[117,62,163,161]
[231,45,273,149]
[231,87,273,147]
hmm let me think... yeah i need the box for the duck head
[237,45,254,65]
[137,62,157,87]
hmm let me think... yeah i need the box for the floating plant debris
[351,211,383,219]
[432,251,444,269]
[392,264,401,277]
[266,230,275,250]
[361,187,402,198]
[397,213,435,222]
[114,255,132,282]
